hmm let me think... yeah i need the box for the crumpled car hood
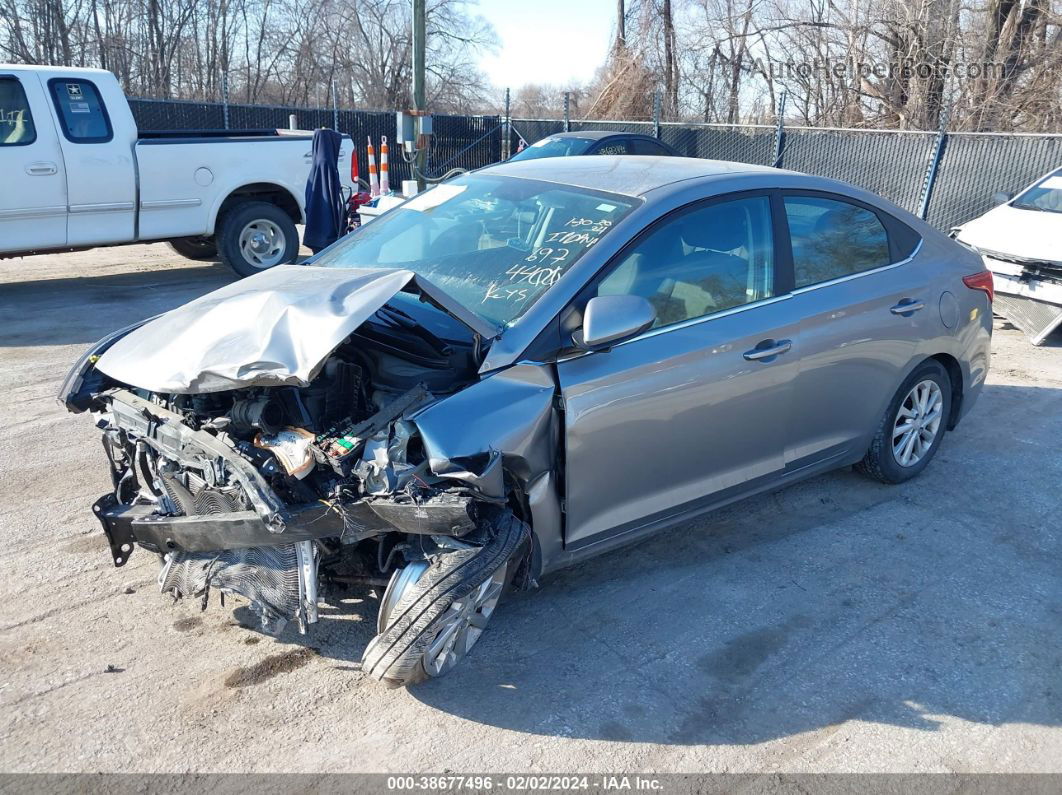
[95,264,497,394]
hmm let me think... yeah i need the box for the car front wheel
[856,359,952,484]
[361,509,529,687]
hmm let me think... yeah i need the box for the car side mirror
[992,191,1013,204]
[578,295,656,350]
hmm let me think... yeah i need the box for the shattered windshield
[1011,171,1062,213]
[312,174,636,326]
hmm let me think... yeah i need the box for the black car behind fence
[128,96,1062,233]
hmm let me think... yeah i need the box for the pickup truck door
[46,75,136,245]
[0,73,67,252]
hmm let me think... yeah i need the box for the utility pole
[412,0,427,190]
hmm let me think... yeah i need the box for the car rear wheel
[217,201,299,278]
[167,236,218,261]
[361,509,529,687]
[855,360,952,484]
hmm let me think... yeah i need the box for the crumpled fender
[412,364,557,500]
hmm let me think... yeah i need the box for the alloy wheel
[421,562,507,677]
[892,378,944,467]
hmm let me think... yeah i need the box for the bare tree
[0,0,497,112]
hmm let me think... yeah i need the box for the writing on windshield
[482,216,615,306]
[312,176,635,326]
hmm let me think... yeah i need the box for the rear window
[48,78,112,143]
[0,77,36,146]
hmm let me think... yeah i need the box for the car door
[0,72,67,252]
[780,191,932,467]
[46,75,136,246]
[555,192,803,550]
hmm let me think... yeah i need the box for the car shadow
[232,589,380,668]
[390,382,1062,745]
[0,262,237,348]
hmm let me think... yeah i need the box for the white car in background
[953,167,1062,345]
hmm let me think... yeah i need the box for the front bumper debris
[91,494,347,566]
[92,491,478,568]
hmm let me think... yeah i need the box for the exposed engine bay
[64,274,531,637]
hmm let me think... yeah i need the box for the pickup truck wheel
[218,201,299,277]
[362,509,529,687]
[167,236,218,261]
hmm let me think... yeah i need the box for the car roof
[542,130,654,141]
[480,155,793,198]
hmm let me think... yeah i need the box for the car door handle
[743,339,792,361]
[890,300,925,315]
[26,161,58,176]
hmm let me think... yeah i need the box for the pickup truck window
[0,77,36,146]
[48,78,112,143]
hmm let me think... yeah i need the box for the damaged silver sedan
[61,157,993,685]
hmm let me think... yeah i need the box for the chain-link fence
[128,98,500,183]
[661,122,776,166]
[510,117,1062,230]
[926,133,1062,231]
[779,128,938,213]
[128,97,1061,231]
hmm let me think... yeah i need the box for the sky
[474,0,615,90]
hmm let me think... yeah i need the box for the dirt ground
[1,244,1060,774]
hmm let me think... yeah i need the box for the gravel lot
[1,244,1060,774]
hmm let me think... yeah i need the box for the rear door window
[48,78,112,143]
[783,195,891,288]
[0,77,36,146]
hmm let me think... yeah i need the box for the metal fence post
[653,90,661,138]
[502,87,511,160]
[772,91,787,168]
[331,79,339,131]
[563,92,570,132]
[918,110,949,220]
[221,72,230,130]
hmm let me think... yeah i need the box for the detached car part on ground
[61,157,993,686]
[953,167,1062,345]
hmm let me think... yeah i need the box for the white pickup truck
[0,65,354,276]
